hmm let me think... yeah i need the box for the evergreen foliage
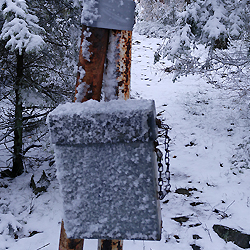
[140,0,250,92]
[0,0,81,176]
[0,0,44,54]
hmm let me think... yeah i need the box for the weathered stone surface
[48,99,157,145]
[48,99,161,240]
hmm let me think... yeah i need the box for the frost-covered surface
[1,31,250,250]
[54,142,160,240]
[80,28,92,62]
[75,28,91,103]
[76,0,135,30]
[102,32,121,101]
[47,99,157,144]
[48,99,160,239]
[75,66,87,103]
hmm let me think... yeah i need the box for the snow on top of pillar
[47,99,157,145]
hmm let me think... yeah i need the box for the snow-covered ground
[1,31,250,250]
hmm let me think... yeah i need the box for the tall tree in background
[0,0,44,177]
[0,0,81,177]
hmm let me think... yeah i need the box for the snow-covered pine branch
[154,0,248,84]
[0,0,44,54]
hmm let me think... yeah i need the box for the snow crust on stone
[54,142,161,240]
[48,98,160,239]
[47,99,157,145]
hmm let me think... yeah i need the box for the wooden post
[59,221,84,250]
[115,30,132,100]
[98,240,123,250]
[75,25,109,102]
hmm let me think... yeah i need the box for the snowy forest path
[129,32,250,250]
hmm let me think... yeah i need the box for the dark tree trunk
[12,52,24,177]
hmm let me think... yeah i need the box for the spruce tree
[0,0,81,177]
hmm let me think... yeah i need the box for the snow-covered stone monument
[47,0,162,248]
[47,99,161,240]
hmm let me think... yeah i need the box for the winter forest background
[1,0,250,249]
[1,0,250,177]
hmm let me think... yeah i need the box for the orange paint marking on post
[111,30,132,100]
[75,25,109,102]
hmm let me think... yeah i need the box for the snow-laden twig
[204,223,213,242]
[36,243,50,250]
[224,200,235,213]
